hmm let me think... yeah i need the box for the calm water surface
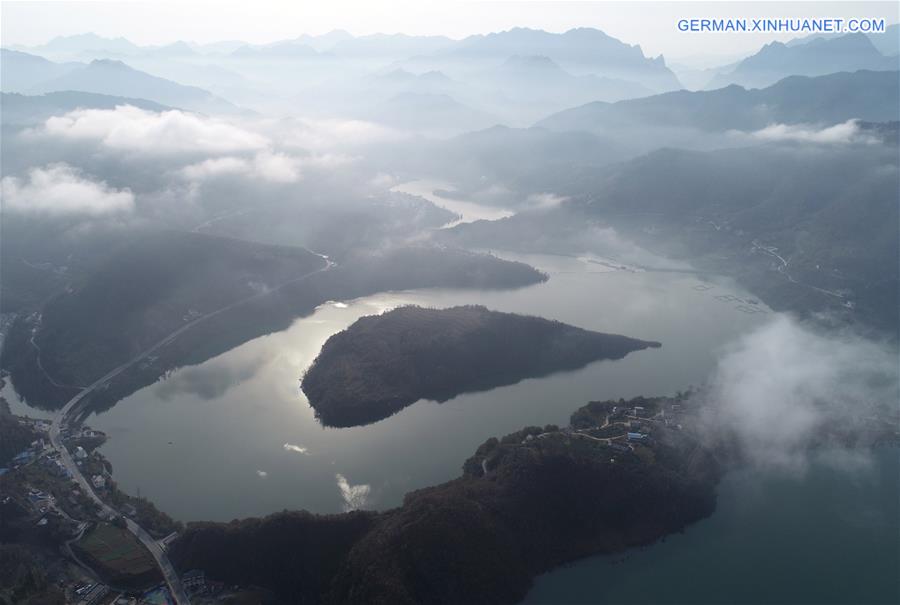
[525,446,900,605]
[80,251,769,521]
[7,246,895,604]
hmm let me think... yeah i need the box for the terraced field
[76,522,158,581]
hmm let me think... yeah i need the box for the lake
[6,240,895,605]
[392,179,515,227]
[80,250,768,521]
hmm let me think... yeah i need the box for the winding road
[47,254,334,605]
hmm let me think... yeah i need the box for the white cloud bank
[181,151,302,183]
[39,105,268,154]
[1,163,134,215]
[750,119,873,145]
[278,117,403,150]
[705,315,898,472]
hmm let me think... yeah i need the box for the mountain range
[0,91,170,126]
[708,33,897,89]
[1,51,243,114]
[538,69,900,134]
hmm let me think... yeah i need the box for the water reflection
[155,354,270,401]
[283,443,309,455]
[77,252,768,522]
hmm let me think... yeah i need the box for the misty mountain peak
[709,33,894,89]
[43,32,139,54]
[88,58,132,69]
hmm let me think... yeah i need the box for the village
[1,405,272,605]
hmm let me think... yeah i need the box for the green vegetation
[0,545,65,605]
[106,488,182,539]
[73,522,161,587]
[22,230,324,383]
[1,229,326,408]
[171,396,718,604]
[302,305,660,426]
[441,140,899,336]
[2,238,547,411]
[77,246,547,418]
[171,511,378,604]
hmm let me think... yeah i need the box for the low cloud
[256,470,268,478]
[749,120,873,145]
[283,443,309,455]
[336,473,370,511]
[526,192,567,209]
[702,315,898,472]
[278,117,404,150]
[181,151,300,183]
[38,105,268,154]
[180,151,353,183]
[368,172,398,189]
[1,163,134,215]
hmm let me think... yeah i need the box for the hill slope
[28,58,241,114]
[538,69,900,135]
[0,49,83,92]
[171,395,717,604]
[1,91,169,126]
[709,33,896,89]
[439,141,899,336]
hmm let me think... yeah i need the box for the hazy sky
[2,1,898,63]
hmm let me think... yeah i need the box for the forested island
[302,305,661,426]
[170,395,719,604]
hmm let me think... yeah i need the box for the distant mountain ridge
[538,69,900,134]
[0,48,83,92]
[230,41,319,59]
[21,56,243,114]
[709,33,896,89]
[490,54,653,102]
[446,27,680,91]
[9,27,680,90]
[1,91,171,125]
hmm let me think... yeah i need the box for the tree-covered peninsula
[170,395,719,604]
[301,305,661,426]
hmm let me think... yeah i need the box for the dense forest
[170,396,718,604]
[302,305,660,426]
[0,544,65,605]
[2,242,547,411]
[438,138,900,337]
